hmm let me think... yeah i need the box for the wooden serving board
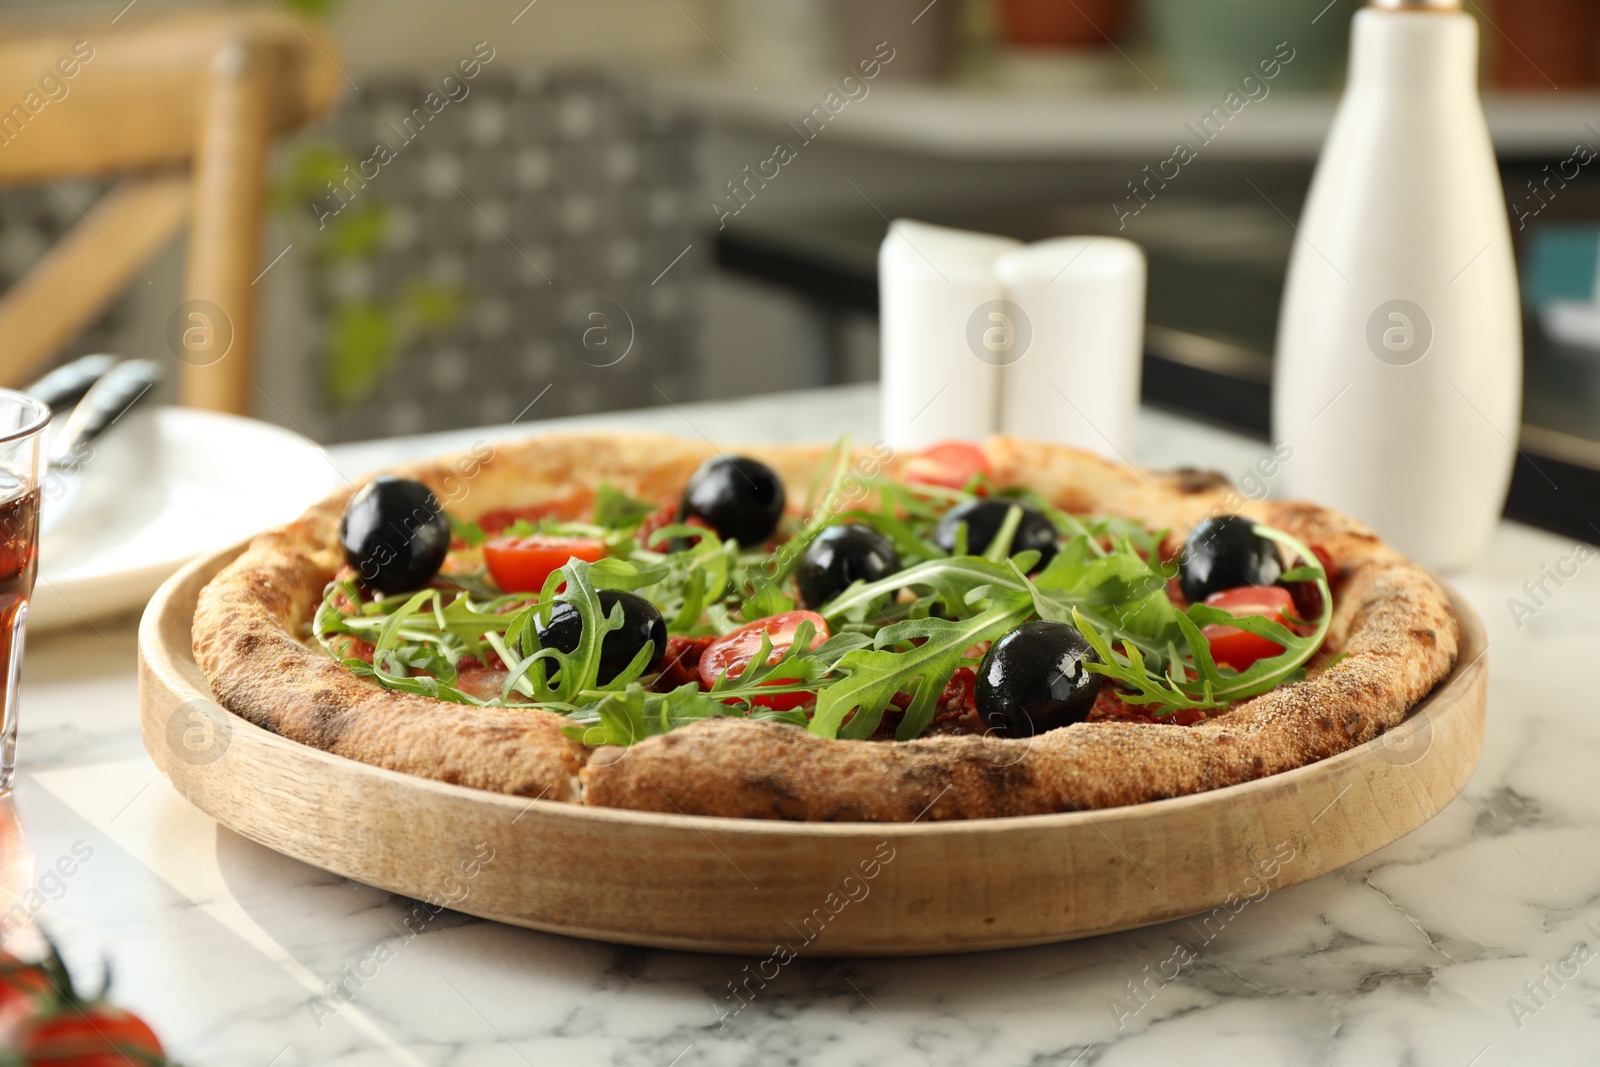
[137,544,1488,956]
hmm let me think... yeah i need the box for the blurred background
[1,0,1597,536]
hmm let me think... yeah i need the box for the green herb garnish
[314,439,1335,745]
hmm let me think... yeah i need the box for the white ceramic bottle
[1273,0,1521,572]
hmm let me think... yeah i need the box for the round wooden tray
[138,544,1487,956]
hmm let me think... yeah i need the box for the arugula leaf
[999,488,1166,560]
[559,684,808,747]
[982,504,1025,563]
[433,567,506,601]
[701,623,872,699]
[738,578,795,622]
[1071,523,1334,712]
[384,643,459,685]
[499,558,650,703]
[800,435,853,522]
[343,658,480,704]
[631,524,733,634]
[448,513,486,546]
[738,436,879,602]
[360,590,486,704]
[818,554,1025,624]
[588,557,672,591]
[839,506,944,566]
[593,483,656,529]
[1024,536,1181,662]
[810,590,1031,741]
[1070,610,1210,710]
[669,567,710,632]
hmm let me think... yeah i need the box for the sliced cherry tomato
[22,1005,166,1065]
[483,535,606,593]
[0,953,56,1045]
[902,441,992,492]
[699,610,829,710]
[1200,586,1298,672]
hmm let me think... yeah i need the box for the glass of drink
[0,390,49,794]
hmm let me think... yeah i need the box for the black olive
[932,499,1059,568]
[975,620,1101,738]
[795,523,900,608]
[339,476,451,595]
[1178,515,1282,603]
[536,590,666,685]
[679,456,786,547]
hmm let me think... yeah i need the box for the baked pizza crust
[192,432,1459,821]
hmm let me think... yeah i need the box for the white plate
[31,408,338,631]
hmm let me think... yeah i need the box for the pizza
[191,432,1459,821]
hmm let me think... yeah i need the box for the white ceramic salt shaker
[1273,0,1521,571]
[994,237,1146,458]
[879,220,1021,449]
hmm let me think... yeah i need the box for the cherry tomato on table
[21,1004,167,1066]
[1199,586,1299,671]
[0,951,56,1044]
[901,441,991,492]
[483,535,606,593]
[699,610,830,710]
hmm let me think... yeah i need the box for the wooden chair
[0,10,344,413]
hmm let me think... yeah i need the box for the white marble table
[6,384,1598,1066]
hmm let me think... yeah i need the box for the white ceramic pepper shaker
[995,237,1146,457]
[879,220,1021,449]
[1273,0,1521,571]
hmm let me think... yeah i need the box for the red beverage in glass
[0,393,49,794]
[0,486,38,696]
